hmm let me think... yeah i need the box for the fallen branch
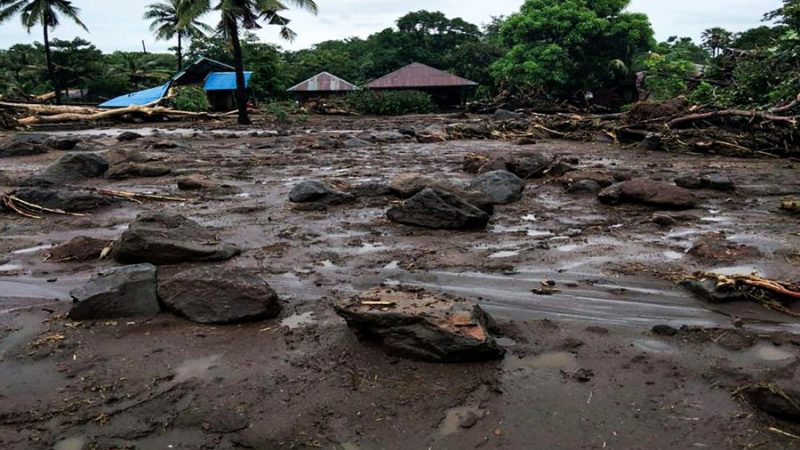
[668,109,798,128]
[0,101,99,115]
[95,189,187,203]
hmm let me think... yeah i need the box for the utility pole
[142,40,148,54]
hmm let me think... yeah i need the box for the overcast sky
[0,0,782,53]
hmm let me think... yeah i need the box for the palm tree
[0,0,88,104]
[112,53,170,90]
[701,27,733,58]
[145,0,212,72]
[183,0,318,124]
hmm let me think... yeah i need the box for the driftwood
[668,109,798,128]
[0,102,99,115]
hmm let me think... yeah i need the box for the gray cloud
[0,0,783,52]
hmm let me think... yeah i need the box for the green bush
[644,55,695,101]
[346,90,434,115]
[687,81,717,105]
[166,85,209,112]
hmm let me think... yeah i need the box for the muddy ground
[1,114,800,449]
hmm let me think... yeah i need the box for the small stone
[652,324,678,336]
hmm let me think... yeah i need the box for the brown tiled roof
[288,72,359,92]
[365,63,478,89]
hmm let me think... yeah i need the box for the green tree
[491,0,654,99]
[183,0,318,125]
[654,36,709,64]
[0,0,88,104]
[111,52,170,90]
[701,27,733,57]
[145,0,212,72]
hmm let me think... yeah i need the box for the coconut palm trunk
[41,17,61,104]
[225,17,250,125]
[177,32,183,71]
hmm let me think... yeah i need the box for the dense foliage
[1,3,798,112]
[490,0,655,98]
[346,90,434,116]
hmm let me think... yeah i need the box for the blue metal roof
[204,72,252,91]
[98,83,171,108]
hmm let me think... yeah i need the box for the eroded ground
[1,114,800,449]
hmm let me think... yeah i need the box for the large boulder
[159,267,282,324]
[289,180,354,205]
[112,213,241,265]
[28,152,109,185]
[387,188,491,230]
[46,137,82,151]
[117,131,143,142]
[388,173,495,213]
[105,162,171,179]
[467,170,526,205]
[0,141,49,158]
[14,187,115,212]
[68,264,160,320]
[334,287,505,362]
[464,152,551,179]
[599,178,698,210]
[675,173,735,192]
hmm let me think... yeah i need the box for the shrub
[346,90,434,116]
[643,55,695,101]
[166,85,209,112]
[687,81,717,105]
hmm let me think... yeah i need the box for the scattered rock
[388,173,494,213]
[14,187,115,212]
[343,137,371,148]
[159,267,281,325]
[387,188,491,230]
[445,122,492,139]
[467,170,526,205]
[105,162,171,179]
[13,133,50,145]
[68,264,160,320]
[47,236,112,262]
[652,324,679,336]
[289,180,354,205]
[493,109,525,121]
[0,141,49,158]
[562,169,616,188]
[334,287,505,362]
[112,213,241,265]
[651,212,699,227]
[573,368,595,382]
[688,233,762,260]
[675,173,735,192]
[743,384,800,423]
[464,152,552,179]
[682,278,751,304]
[117,131,143,142]
[27,152,109,185]
[177,175,219,191]
[358,130,409,143]
[566,179,603,194]
[598,178,697,210]
[46,137,81,151]
[416,125,448,143]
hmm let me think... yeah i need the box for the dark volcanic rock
[177,175,219,191]
[675,173,735,192]
[464,152,551,179]
[467,170,526,205]
[681,277,751,304]
[13,133,49,144]
[14,187,115,212]
[68,264,160,320]
[28,152,109,185]
[159,267,281,324]
[744,384,800,423]
[289,180,354,205]
[48,236,112,262]
[334,287,505,362]
[388,173,495,213]
[688,233,762,260]
[0,141,49,158]
[105,162,171,179]
[599,178,697,209]
[112,213,241,265]
[566,179,603,194]
[387,188,491,230]
[46,137,81,151]
[117,131,144,142]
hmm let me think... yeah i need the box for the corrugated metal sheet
[288,72,358,92]
[365,63,478,89]
[172,57,235,85]
[98,83,171,108]
[204,72,253,91]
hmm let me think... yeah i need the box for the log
[0,101,100,115]
[16,105,221,126]
[668,109,798,128]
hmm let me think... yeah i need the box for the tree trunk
[43,23,61,105]
[177,33,183,72]
[226,19,250,125]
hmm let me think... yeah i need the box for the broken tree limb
[668,109,798,128]
[769,93,800,114]
[0,101,99,115]
[16,105,222,126]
